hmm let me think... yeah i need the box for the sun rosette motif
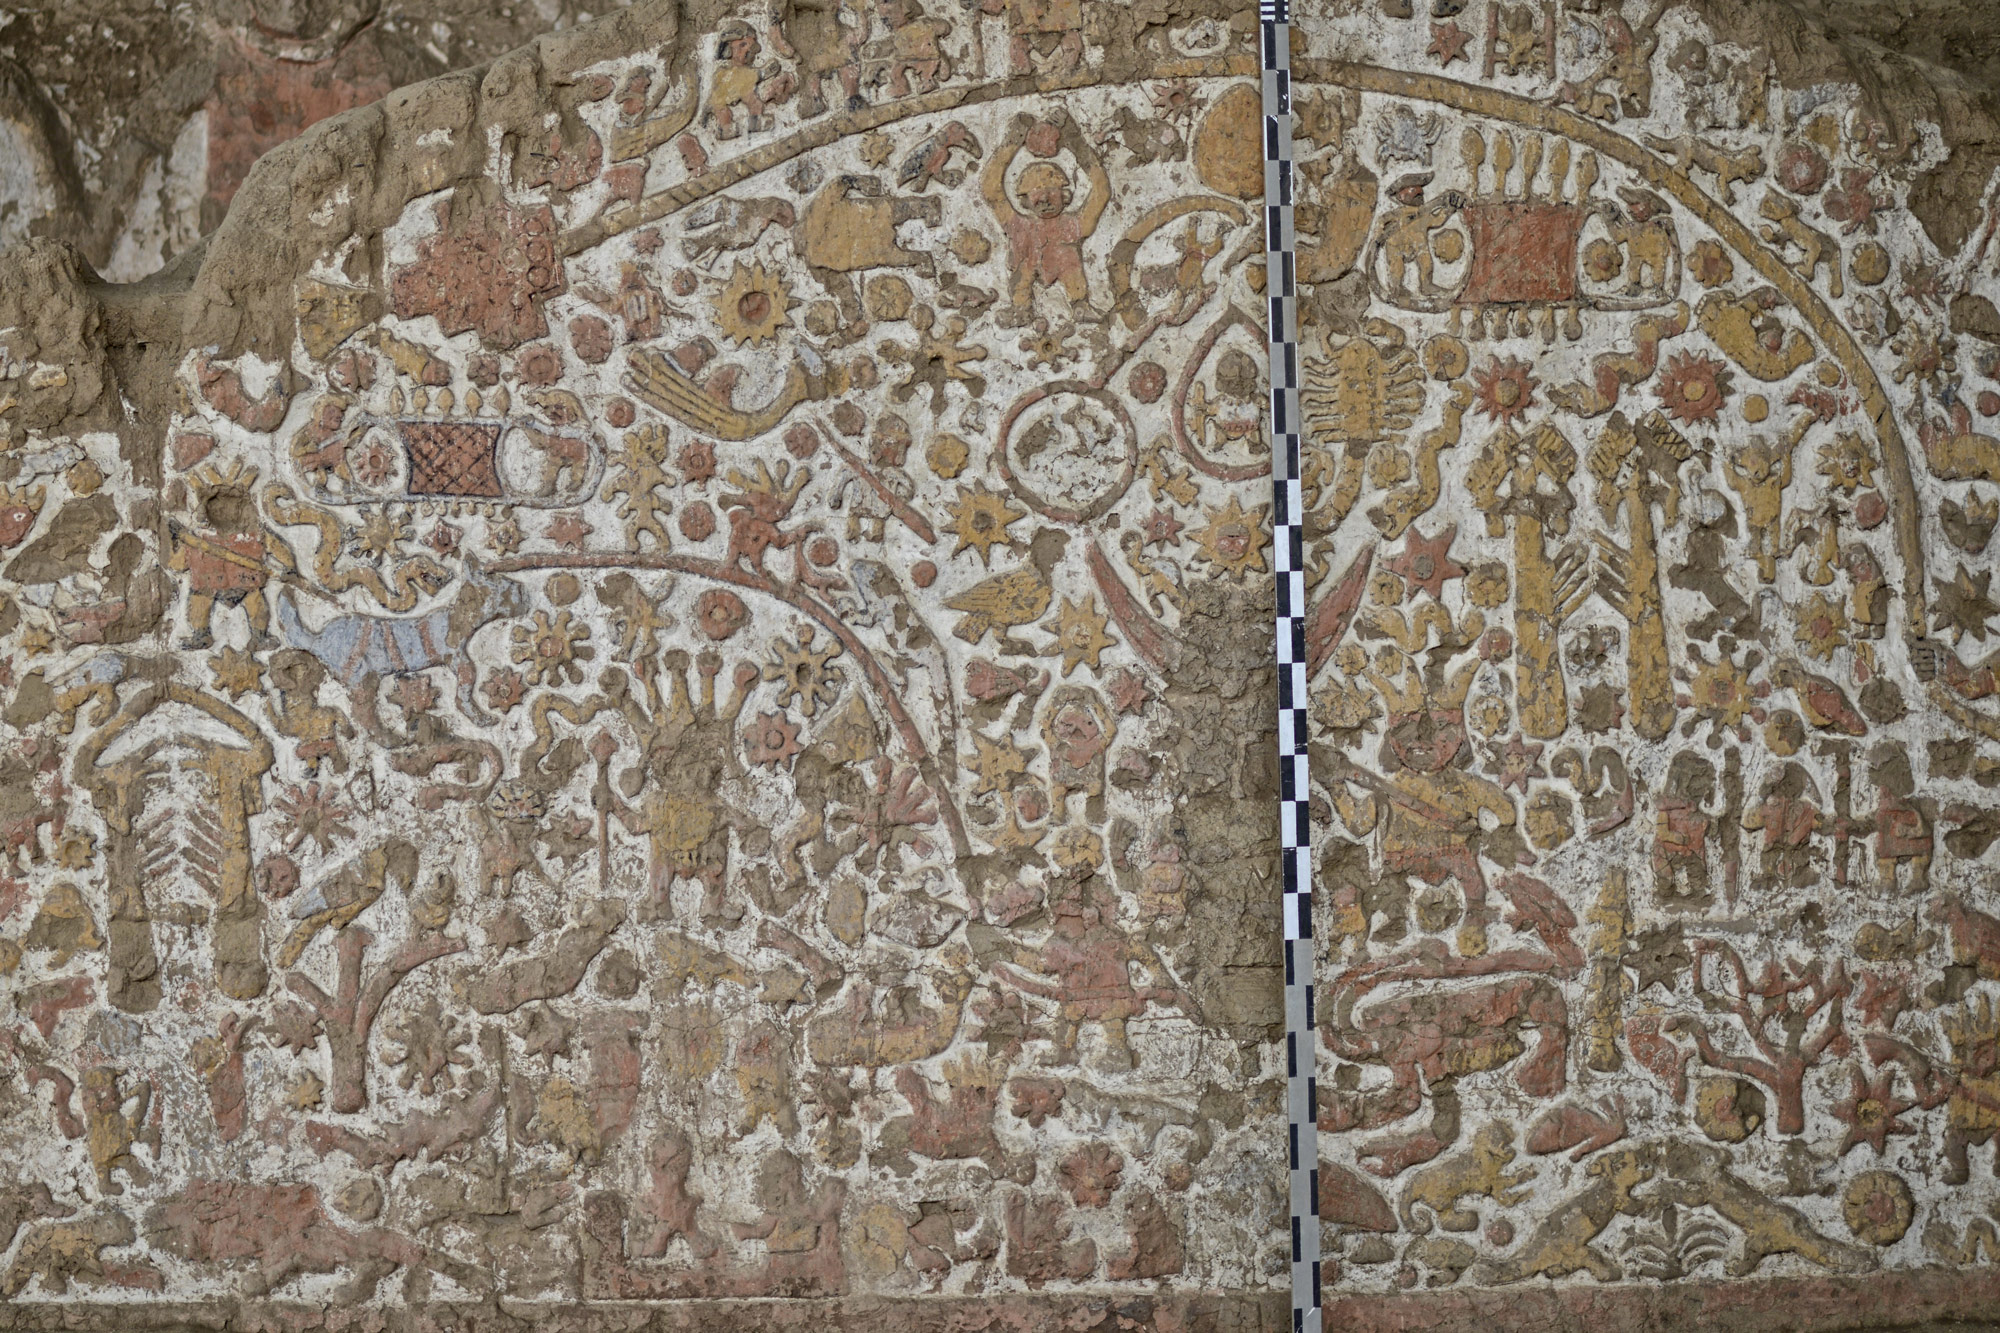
[2,0,2000,1321]
[713,260,797,347]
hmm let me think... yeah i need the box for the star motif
[349,509,408,560]
[1428,19,1471,66]
[209,646,265,700]
[1472,356,1538,425]
[1041,595,1117,677]
[860,131,895,169]
[1140,508,1185,549]
[1487,734,1545,794]
[485,516,523,557]
[483,667,528,714]
[714,261,796,348]
[1189,494,1270,580]
[1293,89,1347,150]
[423,521,461,557]
[962,730,1030,795]
[948,481,1026,566]
[1933,563,1999,644]
[1577,682,1627,734]
[1656,352,1732,425]
[1385,525,1466,600]
[1830,1066,1915,1157]
[546,511,593,552]
[744,711,804,768]
[1792,592,1849,662]
[1105,667,1151,715]
[764,625,845,717]
[286,1072,324,1112]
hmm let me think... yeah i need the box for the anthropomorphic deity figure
[1723,433,1793,583]
[982,112,1110,311]
[1376,173,1465,300]
[1328,660,1520,956]
[168,463,297,650]
[1742,761,1822,889]
[705,21,794,138]
[990,834,1189,1070]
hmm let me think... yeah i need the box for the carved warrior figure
[703,22,795,138]
[862,0,955,99]
[1653,751,1719,905]
[168,463,298,650]
[980,0,1083,76]
[1328,654,1520,958]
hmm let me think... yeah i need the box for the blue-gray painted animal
[275,558,531,724]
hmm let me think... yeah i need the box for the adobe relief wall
[0,0,1999,1329]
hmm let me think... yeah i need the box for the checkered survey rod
[1259,3,1320,1330]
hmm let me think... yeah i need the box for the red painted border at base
[5,1271,2000,1333]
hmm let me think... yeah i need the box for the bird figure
[1096,106,1183,168]
[278,839,421,966]
[946,527,1068,655]
[1772,657,1867,737]
[898,121,983,190]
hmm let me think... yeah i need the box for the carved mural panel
[0,0,1999,1326]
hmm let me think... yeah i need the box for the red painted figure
[1742,761,1823,889]
[1652,752,1717,904]
[983,112,1110,311]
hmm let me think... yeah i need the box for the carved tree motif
[1664,939,1851,1136]
[282,927,466,1114]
